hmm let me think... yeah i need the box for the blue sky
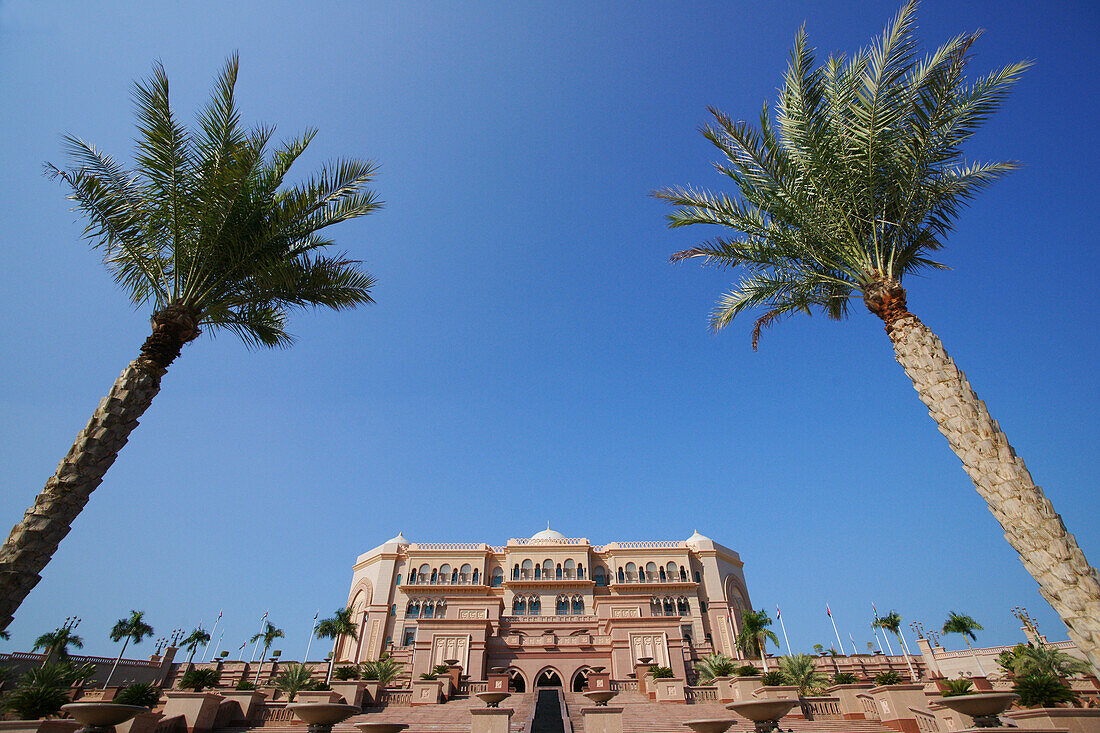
[1,0,1097,660]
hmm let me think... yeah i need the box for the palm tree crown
[47,53,380,362]
[250,622,285,652]
[181,627,211,664]
[111,610,154,646]
[657,1,1028,344]
[736,609,779,658]
[32,627,84,660]
[873,611,902,636]
[316,607,358,642]
[942,612,983,642]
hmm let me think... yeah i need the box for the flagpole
[827,604,845,655]
[201,611,222,662]
[238,642,247,661]
[210,632,223,662]
[848,632,858,656]
[304,611,319,663]
[873,604,895,655]
[250,611,268,663]
[777,607,792,656]
[898,627,918,681]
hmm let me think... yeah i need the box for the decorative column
[470,708,512,733]
[581,707,624,733]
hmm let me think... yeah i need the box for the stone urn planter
[583,689,618,706]
[61,704,147,733]
[931,693,1018,728]
[725,698,798,733]
[1003,707,1100,733]
[286,703,360,733]
[682,720,736,733]
[476,691,510,708]
[354,726,407,733]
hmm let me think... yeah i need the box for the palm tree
[0,54,381,633]
[250,622,285,685]
[657,2,1099,673]
[272,663,315,702]
[872,611,916,681]
[778,653,827,696]
[694,652,739,683]
[32,627,84,663]
[316,607,358,684]
[360,656,403,687]
[181,627,212,668]
[942,612,986,676]
[105,610,154,688]
[736,609,780,672]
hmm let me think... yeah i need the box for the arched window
[556,595,569,615]
[700,601,707,612]
[437,600,446,617]
[451,568,459,583]
[396,573,403,586]
[472,568,480,585]
[430,568,438,584]
[564,559,575,579]
[529,595,541,615]
[492,568,505,587]
[625,563,637,582]
[594,567,607,587]
[556,563,563,580]
[534,564,541,579]
[439,564,452,585]
[408,569,416,584]
[460,564,472,583]
[391,604,396,615]
[578,564,585,580]
[659,566,667,582]
[667,562,677,581]
[407,601,420,618]
[694,571,701,583]
[663,598,674,616]
[646,562,658,582]
[513,596,526,615]
[680,565,687,582]
[522,559,533,580]
[617,567,625,583]
[677,597,689,616]
[513,564,520,580]
[419,564,431,583]
[571,595,584,615]
[423,602,434,619]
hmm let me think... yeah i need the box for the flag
[238,642,246,650]
[826,604,832,617]
[313,611,319,620]
[217,611,222,620]
[872,603,880,618]
[776,605,781,619]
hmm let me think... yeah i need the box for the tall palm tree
[250,622,285,685]
[32,627,84,663]
[872,611,916,681]
[0,54,381,633]
[736,609,779,672]
[181,627,212,667]
[105,610,154,688]
[657,2,1099,673]
[316,607,358,684]
[942,612,986,676]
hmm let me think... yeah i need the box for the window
[521,559,533,580]
[451,568,459,583]
[578,564,585,580]
[544,560,555,579]
[492,568,504,587]
[391,604,396,616]
[694,571,701,583]
[556,595,569,615]
[423,603,434,619]
[680,566,687,582]
[472,568,480,585]
[682,625,693,645]
[700,601,707,612]
[571,595,584,615]
[460,564,472,583]
[677,597,689,616]
[513,597,526,615]
[535,565,541,580]
[402,628,416,647]
[663,598,674,616]
[430,568,438,584]
[408,569,416,583]
[594,567,607,587]
[407,601,420,619]
[659,566,667,582]
[420,564,431,584]
[439,564,451,585]
[626,563,637,582]
[512,564,520,580]
[529,595,541,615]
[396,573,402,586]
[556,563,563,580]
[617,567,625,583]
[646,562,658,583]
[667,562,677,581]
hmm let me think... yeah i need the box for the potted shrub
[114,684,164,733]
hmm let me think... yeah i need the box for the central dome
[531,524,566,540]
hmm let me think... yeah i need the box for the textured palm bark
[885,309,1100,673]
[0,361,162,630]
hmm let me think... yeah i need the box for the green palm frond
[657,0,1029,345]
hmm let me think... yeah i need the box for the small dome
[386,531,410,546]
[685,529,710,544]
[531,523,566,540]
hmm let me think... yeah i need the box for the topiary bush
[760,671,787,686]
[831,672,858,686]
[873,671,903,686]
[941,678,973,697]
[649,666,674,679]
[735,665,761,677]
[1013,673,1079,707]
[332,665,360,681]
[115,683,161,708]
[179,668,221,692]
[235,678,255,690]
[3,684,70,719]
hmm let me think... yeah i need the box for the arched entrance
[571,668,590,692]
[534,668,563,687]
[508,670,526,693]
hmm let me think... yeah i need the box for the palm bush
[941,679,973,697]
[695,653,739,683]
[360,657,402,686]
[778,654,827,696]
[1013,673,1078,708]
[831,672,858,686]
[760,671,787,686]
[179,668,220,692]
[874,671,903,686]
[273,664,315,702]
[649,666,674,679]
[235,678,255,691]
[997,643,1089,679]
[332,665,361,681]
[115,683,161,708]
[658,0,1100,672]
[418,672,438,680]
[3,684,70,719]
[32,628,84,661]
[735,665,761,677]
[431,664,451,676]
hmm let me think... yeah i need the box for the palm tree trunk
[325,637,339,685]
[963,638,987,677]
[758,640,768,673]
[0,307,198,632]
[895,631,917,681]
[869,284,1100,673]
[0,362,162,631]
[105,636,131,689]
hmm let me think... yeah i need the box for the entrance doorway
[535,669,563,687]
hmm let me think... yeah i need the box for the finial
[547,521,551,530]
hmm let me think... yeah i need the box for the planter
[285,703,360,733]
[294,691,341,704]
[476,691,510,708]
[583,690,617,706]
[682,721,736,733]
[160,693,224,733]
[931,693,1017,728]
[1003,707,1100,733]
[217,692,266,724]
[653,679,686,703]
[755,685,798,701]
[410,679,442,706]
[725,698,799,733]
[61,704,146,733]
[328,682,365,708]
[826,683,874,720]
[0,721,82,733]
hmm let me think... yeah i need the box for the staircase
[530,689,566,733]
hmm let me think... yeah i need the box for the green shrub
[760,671,787,686]
[235,678,255,691]
[332,665,360,681]
[431,664,451,676]
[418,672,437,680]
[273,664,315,702]
[115,683,161,708]
[735,665,761,677]
[941,678,973,697]
[1013,673,1079,708]
[179,668,221,692]
[831,672,858,686]
[360,658,402,686]
[873,671,903,686]
[3,684,70,719]
[695,653,739,683]
[649,666,674,679]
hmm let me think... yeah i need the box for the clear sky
[1,0,1097,661]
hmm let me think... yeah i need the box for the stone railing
[409,543,488,551]
[501,634,610,648]
[912,707,940,733]
[0,651,156,668]
[501,615,597,623]
[509,538,589,545]
[684,686,718,703]
[611,541,685,549]
[376,690,412,706]
[459,681,488,695]
[800,697,842,720]
[610,680,638,691]
[858,694,879,720]
[254,704,295,725]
